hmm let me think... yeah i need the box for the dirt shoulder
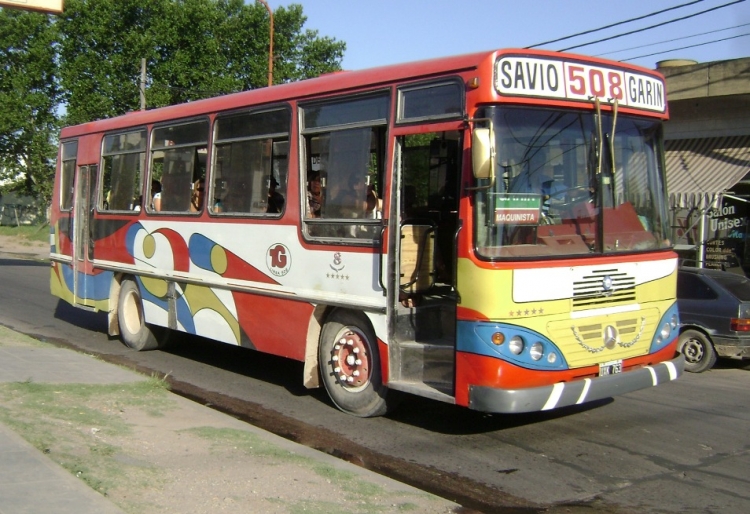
[0,233,48,259]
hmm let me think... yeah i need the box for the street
[1,257,749,513]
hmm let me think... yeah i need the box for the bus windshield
[474,106,671,258]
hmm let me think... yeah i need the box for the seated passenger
[266,176,284,214]
[151,179,162,211]
[190,178,205,212]
[307,173,323,218]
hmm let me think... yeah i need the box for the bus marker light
[491,332,505,345]
[670,314,678,329]
[468,77,480,89]
[547,353,557,364]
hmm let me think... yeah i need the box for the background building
[660,57,750,273]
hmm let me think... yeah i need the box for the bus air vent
[572,268,636,310]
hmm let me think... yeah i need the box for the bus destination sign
[495,56,666,113]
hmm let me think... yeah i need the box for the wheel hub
[331,330,370,388]
[683,338,704,362]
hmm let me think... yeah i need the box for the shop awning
[665,135,750,209]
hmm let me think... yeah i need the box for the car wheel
[678,329,717,373]
[318,310,388,417]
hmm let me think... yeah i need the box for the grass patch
[0,379,174,498]
[184,426,433,513]
[0,224,49,244]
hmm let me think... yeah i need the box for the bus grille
[572,268,636,310]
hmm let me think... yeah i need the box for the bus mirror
[472,127,494,180]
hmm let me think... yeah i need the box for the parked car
[677,266,750,372]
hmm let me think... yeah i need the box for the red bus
[50,48,683,417]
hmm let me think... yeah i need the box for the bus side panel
[122,221,385,363]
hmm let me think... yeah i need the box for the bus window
[212,108,289,215]
[149,120,209,213]
[301,93,388,240]
[59,141,78,211]
[100,130,146,212]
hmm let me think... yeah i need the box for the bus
[50,48,683,417]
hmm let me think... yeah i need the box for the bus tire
[118,279,159,351]
[678,329,717,373]
[319,310,388,417]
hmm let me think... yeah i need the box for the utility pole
[256,0,274,87]
[140,58,146,110]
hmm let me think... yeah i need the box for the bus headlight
[670,314,678,329]
[508,335,524,355]
[530,342,543,361]
[658,322,671,342]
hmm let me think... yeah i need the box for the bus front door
[72,165,97,308]
[389,131,461,401]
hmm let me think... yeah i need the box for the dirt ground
[0,233,49,259]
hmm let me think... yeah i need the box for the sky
[259,0,750,71]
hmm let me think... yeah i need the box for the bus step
[394,303,456,342]
[387,380,455,404]
[396,341,454,387]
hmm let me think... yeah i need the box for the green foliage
[0,8,59,204]
[57,0,346,122]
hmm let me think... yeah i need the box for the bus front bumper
[468,354,685,414]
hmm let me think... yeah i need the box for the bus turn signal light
[491,332,505,345]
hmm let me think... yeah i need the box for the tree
[58,0,346,124]
[0,8,59,204]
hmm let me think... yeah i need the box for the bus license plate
[599,360,623,376]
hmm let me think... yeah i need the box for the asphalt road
[2,256,749,513]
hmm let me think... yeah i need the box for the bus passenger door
[389,131,461,400]
[73,165,97,308]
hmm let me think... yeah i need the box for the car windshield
[473,106,671,259]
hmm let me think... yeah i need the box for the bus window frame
[98,127,148,214]
[59,140,78,212]
[147,117,211,216]
[209,104,292,218]
[299,90,390,245]
[396,77,465,126]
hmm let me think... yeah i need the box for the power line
[526,0,706,49]
[595,22,750,56]
[620,32,750,61]
[559,0,745,52]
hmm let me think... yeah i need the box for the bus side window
[100,130,146,212]
[212,109,290,216]
[149,120,209,213]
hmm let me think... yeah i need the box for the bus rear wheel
[118,279,162,351]
[319,310,388,417]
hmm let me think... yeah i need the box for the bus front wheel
[319,310,388,417]
[118,279,160,351]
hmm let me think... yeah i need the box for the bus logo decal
[267,243,291,277]
[330,252,345,272]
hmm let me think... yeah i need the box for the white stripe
[664,361,678,380]
[576,378,592,404]
[646,366,658,385]
[542,383,565,411]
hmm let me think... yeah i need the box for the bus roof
[60,48,666,138]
